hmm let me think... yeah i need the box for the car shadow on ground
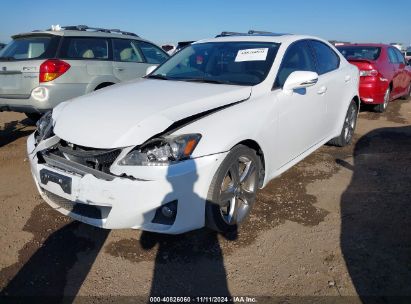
[139,160,236,297]
[140,228,236,297]
[0,118,35,148]
[0,203,110,301]
[340,125,411,302]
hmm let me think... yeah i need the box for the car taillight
[39,59,70,83]
[359,69,378,77]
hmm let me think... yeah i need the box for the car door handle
[345,75,351,83]
[317,86,327,95]
[115,67,124,71]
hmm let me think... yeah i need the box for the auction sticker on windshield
[235,48,268,62]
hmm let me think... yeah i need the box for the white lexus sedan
[27,31,359,234]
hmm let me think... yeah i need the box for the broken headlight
[119,134,202,166]
[35,111,54,144]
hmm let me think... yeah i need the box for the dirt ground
[0,96,410,302]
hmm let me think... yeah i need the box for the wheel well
[94,82,115,91]
[237,139,265,187]
[352,95,360,110]
[389,81,393,92]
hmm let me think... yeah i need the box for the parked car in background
[0,25,169,121]
[28,31,360,234]
[161,44,176,55]
[405,47,411,62]
[174,41,195,54]
[337,44,411,112]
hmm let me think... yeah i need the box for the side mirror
[146,65,157,75]
[283,71,319,95]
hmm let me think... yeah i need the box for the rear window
[59,37,110,60]
[337,46,381,61]
[0,36,59,61]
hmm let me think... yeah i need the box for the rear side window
[274,40,316,88]
[137,41,169,64]
[393,48,405,64]
[387,48,398,63]
[113,39,144,63]
[0,36,59,60]
[60,37,110,60]
[310,40,340,75]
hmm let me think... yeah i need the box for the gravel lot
[0,96,410,302]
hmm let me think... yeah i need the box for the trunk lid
[54,79,252,148]
[0,60,42,97]
[347,58,376,71]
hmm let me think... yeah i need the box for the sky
[0,0,410,48]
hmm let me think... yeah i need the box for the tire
[328,99,358,147]
[24,112,42,122]
[400,83,411,100]
[374,87,390,112]
[206,145,260,233]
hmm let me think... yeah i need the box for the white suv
[28,31,359,234]
[0,25,169,120]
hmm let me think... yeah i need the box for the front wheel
[328,99,358,147]
[400,83,411,100]
[206,145,260,233]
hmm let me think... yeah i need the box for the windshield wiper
[180,78,235,85]
[0,56,15,61]
[146,74,169,80]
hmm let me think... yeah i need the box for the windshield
[149,42,280,86]
[0,36,59,61]
[337,46,381,61]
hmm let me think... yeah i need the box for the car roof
[195,34,326,45]
[12,25,142,41]
[336,43,389,48]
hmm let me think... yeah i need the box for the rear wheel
[374,87,390,112]
[24,112,42,122]
[206,145,260,233]
[328,99,358,147]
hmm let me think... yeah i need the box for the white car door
[112,39,151,81]
[272,40,327,169]
[309,40,347,136]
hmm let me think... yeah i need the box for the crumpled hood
[53,79,251,148]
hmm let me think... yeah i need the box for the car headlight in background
[35,111,54,144]
[119,134,202,166]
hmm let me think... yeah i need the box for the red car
[337,44,411,112]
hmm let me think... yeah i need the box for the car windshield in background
[0,36,59,61]
[337,46,381,61]
[149,42,280,86]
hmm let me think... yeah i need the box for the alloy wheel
[344,104,357,143]
[218,156,258,225]
[383,88,390,110]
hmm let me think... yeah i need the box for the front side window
[0,36,59,60]
[274,40,316,88]
[138,41,169,64]
[60,37,109,60]
[150,42,280,86]
[337,46,381,61]
[113,39,144,62]
[310,40,340,75]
